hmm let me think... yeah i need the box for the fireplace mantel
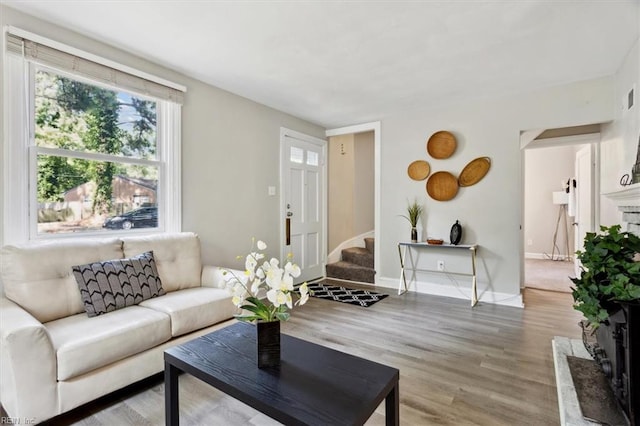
[603,183,640,236]
[602,183,640,207]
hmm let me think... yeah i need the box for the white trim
[3,51,30,245]
[526,133,601,150]
[603,182,640,207]
[6,26,186,93]
[521,131,601,291]
[519,128,545,149]
[34,146,162,167]
[325,121,381,284]
[326,122,378,137]
[279,127,328,275]
[525,252,572,261]
[377,276,524,308]
[162,103,182,233]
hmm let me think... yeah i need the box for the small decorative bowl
[427,239,444,245]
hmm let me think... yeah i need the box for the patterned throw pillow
[72,251,166,317]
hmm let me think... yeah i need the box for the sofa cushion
[0,239,123,323]
[72,251,166,317]
[139,287,236,337]
[45,305,171,381]
[121,233,202,292]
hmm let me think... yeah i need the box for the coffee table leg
[385,382,399,426]
[165,360,179,426]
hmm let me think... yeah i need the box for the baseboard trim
[376,276,524,308]
[525,252,573,261]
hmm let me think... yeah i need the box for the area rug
[307,282,388,307]
[567,356,627,425]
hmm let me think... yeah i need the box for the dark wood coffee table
[164,322,399,425]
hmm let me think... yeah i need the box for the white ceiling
[3,1,639,128]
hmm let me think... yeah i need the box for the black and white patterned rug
[307,282,388,307]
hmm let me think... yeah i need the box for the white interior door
[574,145,594,275]
[281,131,326,283]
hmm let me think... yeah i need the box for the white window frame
[2,28,183,244]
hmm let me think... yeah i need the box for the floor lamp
[551,191,570,261]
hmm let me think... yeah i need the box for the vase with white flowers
[220,239,309,368]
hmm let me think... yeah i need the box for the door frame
[519,132,600,289]
[574,143,600,275]
[279,127,328,274]
[326,121,381,284]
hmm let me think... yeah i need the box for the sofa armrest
[201,265,246,289]
[0,297,58,422]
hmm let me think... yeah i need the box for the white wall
[378,77,614,306]
[600,37,640,226]
[327,131,374,253]
[328,134,355,252]
[353,131,375,237]
[0,5,326,267]
[524,144,581,259]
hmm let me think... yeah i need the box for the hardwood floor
[40,285,583,426]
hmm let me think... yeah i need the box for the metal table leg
[470,246,478,307]
[398,244,408,295]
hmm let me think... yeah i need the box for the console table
[397,242,479,307]
[165,322,400,425]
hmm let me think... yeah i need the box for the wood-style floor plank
[36,285,583,425]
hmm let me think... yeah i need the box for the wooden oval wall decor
[458,157,491,187]
[407,160,431,181]
[426,171,459,201]
[427,131,457,159]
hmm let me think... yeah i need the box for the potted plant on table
[401,199,424,243]
[219,238,309,368]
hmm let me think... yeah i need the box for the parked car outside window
[103,207,158,230]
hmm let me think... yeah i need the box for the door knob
[287,212,293,217]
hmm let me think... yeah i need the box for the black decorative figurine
[450,220,462,245]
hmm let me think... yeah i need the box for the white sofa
[0,232,238,423]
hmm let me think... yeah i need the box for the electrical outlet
[437,260,445,271]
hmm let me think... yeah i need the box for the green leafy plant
[571,225,640,327]
[401,199,424,228]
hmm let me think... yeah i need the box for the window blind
[6,32,184,104]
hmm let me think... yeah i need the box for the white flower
[222,239,309,322]
[231,285,247,307]
[266,289,293,309]
[285,262,301,278]
[297,282,309,306]
[250,278,261,294]
[281,274,294,291]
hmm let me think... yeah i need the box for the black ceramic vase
[256,320,280,368]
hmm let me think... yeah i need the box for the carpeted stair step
[341,247,374,268]
[326,261,376,284]
[364,237,375,256]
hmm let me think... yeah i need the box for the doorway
[325,122,381,283]
[280,128,327,283]
[522,128,600,293]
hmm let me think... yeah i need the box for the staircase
[326,237,375,283]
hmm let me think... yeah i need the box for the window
[4,29,185,242]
